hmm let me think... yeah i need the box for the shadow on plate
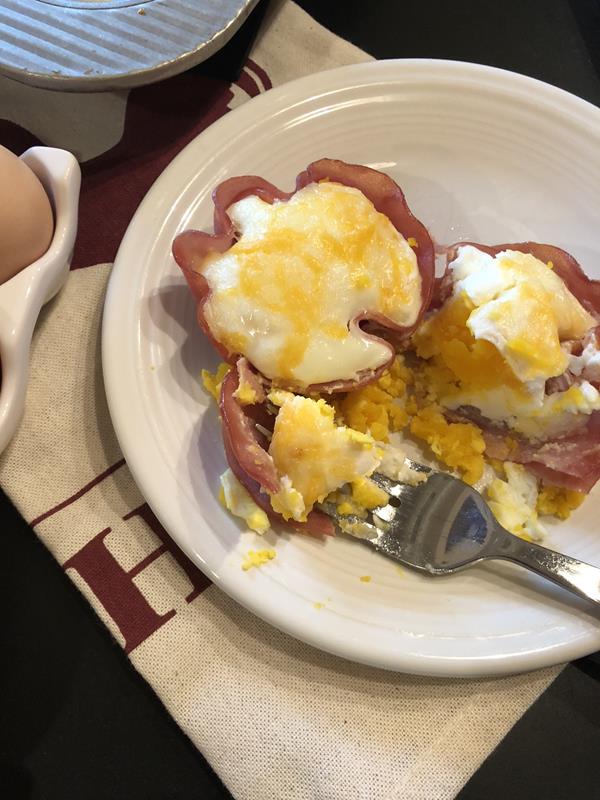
[147,280,219,402]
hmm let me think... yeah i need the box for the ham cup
[173,158,434,394]
[418,240,600,493]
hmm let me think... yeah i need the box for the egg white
[569,340,600,382]
[220,468,270,534]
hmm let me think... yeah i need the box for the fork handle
[489,526,600,605]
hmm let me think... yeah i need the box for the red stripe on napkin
[30,458,126,527]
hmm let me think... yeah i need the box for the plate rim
[102,58,600,676]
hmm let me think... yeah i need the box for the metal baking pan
[0,0,259,91]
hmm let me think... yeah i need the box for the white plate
[102,59,600,677]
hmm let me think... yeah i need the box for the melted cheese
[267,391,383,521]
[200,181,422,388]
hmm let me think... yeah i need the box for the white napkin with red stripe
[0,2,561,798]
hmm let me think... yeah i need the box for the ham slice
[219,363,335,536]
[545,373,576,395]
[173,158,435,393]
[219,366,279,494]
[483,412,600,493]
[235,356,267,405]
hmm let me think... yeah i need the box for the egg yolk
[413,293,527,398]
[536,485,585,519]
[409,404,485,485]
[241,549,276,571]
[340,358,411,442]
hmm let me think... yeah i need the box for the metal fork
[319,460,600,605]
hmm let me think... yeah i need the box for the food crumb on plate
[359,575,372,583]
[313,602,325,610]
[220,469,270,534]
[241,549,276,571]
[201,363,230,402]
[536,485,585,520]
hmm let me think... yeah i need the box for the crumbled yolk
[359,575,372,583]
[409,404,485,485]
[206,322,583,538]
[339,355,486,485]
[351,477,388,509]
[537,485,585,520]
[241,549,276,571]
[328,487,368,518]
[233,378,258,405]
[336,499,365,517]
[340,355,411,441]
[270,476,306,522]
[201,362,230,401]
[413,294,525,396]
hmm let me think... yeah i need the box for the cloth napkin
[0,2,561,798]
